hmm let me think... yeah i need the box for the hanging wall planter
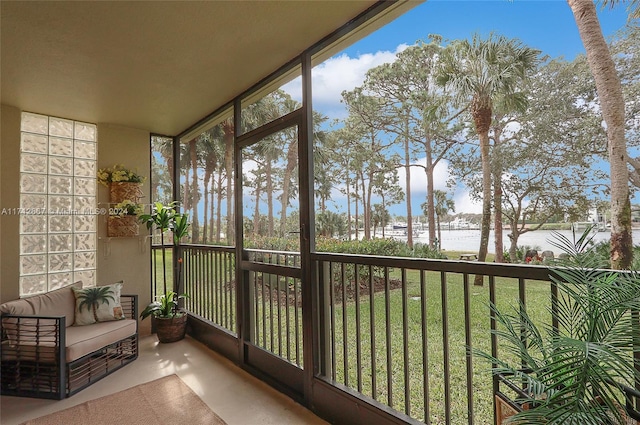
[97,165,146,238]
[107,215,140,237]
[109,181,144,204]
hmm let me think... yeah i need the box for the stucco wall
[97,123,152,335]
[0,106,152,335]
[1,105,22,303]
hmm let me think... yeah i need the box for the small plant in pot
[139,202,191,343]
[139,290,188,343]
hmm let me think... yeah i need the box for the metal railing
[152,244,236,335]
[155,245,640,424]
[313,253,557,425]
[183,245,236,334]
[245,248,304,367]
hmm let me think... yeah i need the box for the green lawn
[152,248,174,296]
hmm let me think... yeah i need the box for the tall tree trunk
[203,169,212,244]
[216,171,224,243]
[354,174,359,241]
[492,119,504,263]
[222,119,235,245]
[254,183,262,235]
[346,174,352,241]
[189,139,200,243]
[493,170,504,262]
[474,101,493,286]
[208,174,220,243]
[362,173,370,240]
[280,140,298,236]
[493,125,504,263]
[568,0,631,269]
[404,117,413,248]
[160,140,174,189]
[508,221,520,262]
[266,161,274,237]
[183,165,191,212]
[425,139,436,247]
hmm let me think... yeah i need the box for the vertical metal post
[421,270,430,422]
[319,261,333,378]
[300,51,317,404]
[234,98,249,364]
[463,273,473,425]
[172,135,182,298]
[489,275,498,425]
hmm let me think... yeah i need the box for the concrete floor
[0,335,329,425]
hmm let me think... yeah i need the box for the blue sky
[345,1,630,61]
[297,1,635,216]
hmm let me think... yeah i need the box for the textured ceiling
[1,1,413,136]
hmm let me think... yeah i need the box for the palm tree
[221,117,235,245]
[75,286,116,323]
[437,33,539,285]
[566,0,638,269]
[186,137,203,243]
[200,128,224,244]
[433,190,455,250]
[316,211,347,238]
[371,204,391,237]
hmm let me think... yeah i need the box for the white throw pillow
[72,281,125,326]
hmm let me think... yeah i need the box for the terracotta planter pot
[154,314,187,343]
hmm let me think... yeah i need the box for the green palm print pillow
[72,281,124,326]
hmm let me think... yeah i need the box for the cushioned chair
[0,283,138,399]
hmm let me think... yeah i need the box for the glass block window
[19,112,97,296]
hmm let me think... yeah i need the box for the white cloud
[396,157,450,195]
[453,191,483,215]
[282,44,410,118]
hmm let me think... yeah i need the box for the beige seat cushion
[65,319,136,362]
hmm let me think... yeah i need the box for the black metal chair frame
[1,295,138,399]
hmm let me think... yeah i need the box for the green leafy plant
[138,202,191,341]
[478,228,640,424]
[111,199,144,217]
[139,290,187,320]
[138,201,190,294]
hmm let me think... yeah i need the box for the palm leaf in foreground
[475,229,640,424]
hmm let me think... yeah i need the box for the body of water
[410,228,640,255]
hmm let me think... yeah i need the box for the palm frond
[476,227,640,424]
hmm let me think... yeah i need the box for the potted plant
[482,228,640,424]
[139,201,191,343]
[139,290,188,343]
